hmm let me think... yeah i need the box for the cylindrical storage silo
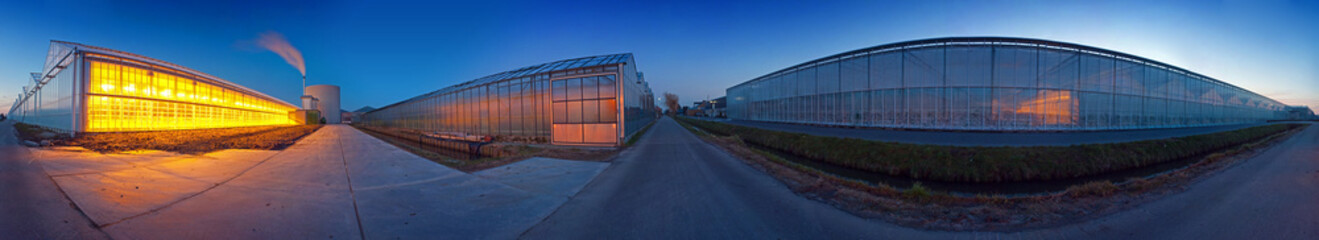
[305,84,341,124]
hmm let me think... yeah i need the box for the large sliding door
[551,73,619,146]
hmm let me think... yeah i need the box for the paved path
[0,120,110,239]
[722,119,1265,146]
[4,124,607,239]
[524,117,1319,239]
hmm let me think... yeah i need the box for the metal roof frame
[368,53,632,113]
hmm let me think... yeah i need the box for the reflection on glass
[727,41,1284,131]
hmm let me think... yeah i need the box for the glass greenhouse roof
[386,53,632,107]
[49,40,298,108]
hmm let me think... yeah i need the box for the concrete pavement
[5,124,608,239]
[0,120,110,239]
[524,117,1319,239]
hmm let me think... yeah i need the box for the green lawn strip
[624,119,658,146]
[676,117,1300,183]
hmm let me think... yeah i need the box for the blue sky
[2,0,1316,112]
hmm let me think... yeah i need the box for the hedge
[677,117,1300,183]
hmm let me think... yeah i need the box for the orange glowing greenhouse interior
[84,57,295,132]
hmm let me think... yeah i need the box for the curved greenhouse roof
[731,37,1271,100]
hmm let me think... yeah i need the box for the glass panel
[946,46,991,87]
[552,80,566,101]
[797,67,817,96]
[841,56,868,92]
[582,100,599,123]
[869,51,902,89]
[599,75,616,98]
[582,76,599,99]
[969,88,990,127]
[553,102,567,123]
[818,62,839,94]
[1078,53,1111,92]
[566,78,581,100]
[782,71,798,97]
[1146,67,1169,98]
[1039,49,1078,90]
[949,88,969,127]
[600,99,617,122]
[993,46,1037,88]
[567,100,582,123]
[904,48,944,88]
[1170,74,1188,101]
[1115,60,1143,95]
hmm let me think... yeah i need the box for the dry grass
[683,120,1306,231]
[1066,181,1118,198]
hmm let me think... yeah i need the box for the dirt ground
[353,125,619,172]
[687,123,1306,231]
[15,123,321,154]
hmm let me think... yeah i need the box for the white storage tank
[305,84,341,124]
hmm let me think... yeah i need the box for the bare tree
[664,93,680,115]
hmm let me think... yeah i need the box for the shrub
[1067,181,1118,198]
[904,182,932,200]
[1124,177,1155,193]
[675,117,1299,183]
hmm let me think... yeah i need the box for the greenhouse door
[550,74,619,146]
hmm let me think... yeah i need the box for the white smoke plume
[256,31,305,76]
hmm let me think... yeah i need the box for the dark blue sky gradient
[2,0,1316,111]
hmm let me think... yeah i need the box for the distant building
[689,101,709,117]
[711,96,727,118]
[727,37,1288,131]
[306,85,341,123]
[8,41,296,133]
[688,97,726,117]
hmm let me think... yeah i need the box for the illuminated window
[85,61,294,132]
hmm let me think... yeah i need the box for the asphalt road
[722,119,1266,146]
[521,117,907,239]
[523,117,1319,239]
[1048,122,1319,239]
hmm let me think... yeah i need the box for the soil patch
[14,123,321,154]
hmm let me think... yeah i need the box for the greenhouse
[8,41,297,133]
[726,37,1287,131]
[361,53,656,146]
